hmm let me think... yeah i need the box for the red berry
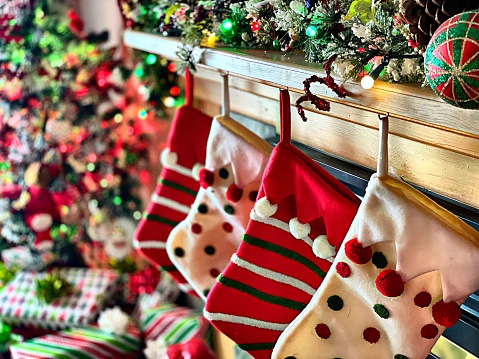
[199,168,214,188]
[414,291,432,308]
[363,327,380,344]
[432,299,461,328]
[375,269,405,297]
[315,323,331,339]
[421,324,438,339]
[226,184,243,202]
[336,262,351,278]
[345,238,372,264]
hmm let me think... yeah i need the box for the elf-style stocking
[272,115,479,359]
[134,69,212,295]
[204,90,360,359]
[166,74,273,300]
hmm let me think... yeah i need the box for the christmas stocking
[134,69,213,295]
[166,74,273,300]
[272,116,479,359]
[204,90,360,359]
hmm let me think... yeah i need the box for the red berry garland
[375,269,405,297]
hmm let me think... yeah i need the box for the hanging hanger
[377,113,389,180]
[216,71,272,153]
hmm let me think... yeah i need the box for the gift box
[0,268,119,330]
[140,303,210,344]
[10,323,141,359]
[1,246,33,270]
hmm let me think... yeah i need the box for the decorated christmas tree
[0,0,179,278]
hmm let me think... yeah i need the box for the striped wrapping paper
[0,268,119,330]
[10,323,141,359]
[140,303,210,344]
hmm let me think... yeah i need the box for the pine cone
[402,0,479,46]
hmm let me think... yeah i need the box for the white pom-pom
[312,235,336,260]
[98,306,129,335]
[144,339,168,359]
[191,162,204,181]
[160,149,178,168]
[289,217,311,239]
[30,213,53,232]
[254,197,278,218]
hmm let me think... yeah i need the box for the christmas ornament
[204,90,360,359]
[425,11,479,109]
[271,115,479,359]
[134,69,212,296]
[402,0,478,46]
[166,74,272,299]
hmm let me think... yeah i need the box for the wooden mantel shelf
[124,30,479,137]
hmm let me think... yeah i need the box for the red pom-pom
[345,238,372,264]
[421,324,438,339]
[336,262,351,278]
[432,299,462,328]
[363,327,380,344]
[375,269,405,297]
[414,291,432,308]
[199,168,214,188]
[226,184,243,203]
[315,323,331,339]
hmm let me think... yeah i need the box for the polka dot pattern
[372,252,387,269]
[327,295,343,311]
[174,247,185,257]
[345,238,372,264]
[191,223,202,234]
[204,245,216,255]
[394,355,409,359]
[218,168,229,179]
[414,291,432,308]
[248,190,258,201]
[363,327,380,344]
[222,222,233,233]
[336,262,351,278]
[223,204,235,215]
[315,323,331,339]
[197,203,208,214]
[375,269,404,297]
[210,268,220,278]
[421,324,438,339]
[373,304,389,319]
[432,299,462,328]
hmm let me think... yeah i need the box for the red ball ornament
[251,21,260,32]
[345,238,372,264]
[432,299,462,328]
[375,269,405,297]
[425,11,479,109]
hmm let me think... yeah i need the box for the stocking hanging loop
[185,67,194,106]
[280,89,291,144]
[377,113,389,179]
[221,71,230,120]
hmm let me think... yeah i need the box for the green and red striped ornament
[425,11,479,109]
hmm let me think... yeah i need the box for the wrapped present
[144,337,217,359]
[10,322,141,359]
[140,303,210,344]
[1,246,33,270]
[0,268,119,330]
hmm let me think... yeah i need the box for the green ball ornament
[272,39,281,50]
[425,11,479,109]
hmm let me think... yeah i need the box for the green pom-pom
[373,304,389,319]
[372,252,387,269]
[327,295,344,311]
